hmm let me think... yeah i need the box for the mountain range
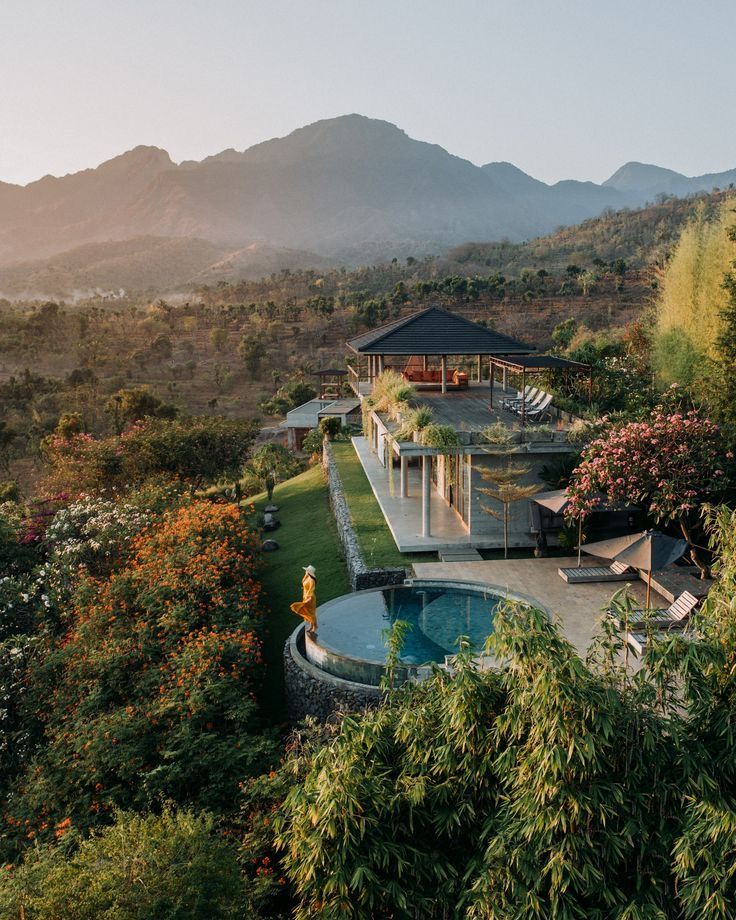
[0,114,734,293]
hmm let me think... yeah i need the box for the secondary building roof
[490,354,590,371]
[347,306,532,356]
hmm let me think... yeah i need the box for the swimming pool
[304,580,516,686]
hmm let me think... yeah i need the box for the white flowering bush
[44,497,152,569]
[19,498,155,619]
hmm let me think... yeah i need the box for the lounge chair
[502,386,537,410]
[558,559,633,584]
[611,590,699,631]
[524,392,554,422]
[509,389,546,416]
[626,626,699,657]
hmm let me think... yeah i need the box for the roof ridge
[355,306,435,350]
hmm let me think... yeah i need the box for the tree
[209,327,228,353]
[566,402,731,574]
[104,386,177,435]
[259,380,317,417]
[245,443,300,502]
[1,808,245,920]
[712,225,736,428]
[318,416,341,440]
[551,318,578,350]
[477,458,540,558]
[275,606,680,918]
[149,333,173,361]
[0,420,17,475]
[40,417,259,495]
[239,335,267,377]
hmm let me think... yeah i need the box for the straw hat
[303,565,316,577]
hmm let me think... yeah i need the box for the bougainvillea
[2,501,273,855]
[566,404,731,552]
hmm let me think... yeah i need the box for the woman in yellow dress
[290,565,317,634]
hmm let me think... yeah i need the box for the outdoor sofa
[401,368,469,389]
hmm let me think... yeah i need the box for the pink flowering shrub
[567,407,731,545]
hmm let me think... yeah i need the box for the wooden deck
[417,385,521,431]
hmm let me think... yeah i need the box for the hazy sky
[1,0,734,187]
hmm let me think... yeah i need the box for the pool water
[313,582,502,667]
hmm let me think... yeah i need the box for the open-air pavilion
[347,306,533,397]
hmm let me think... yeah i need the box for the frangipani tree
[566,402,731,574]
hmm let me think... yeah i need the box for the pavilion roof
[347,306,532,356]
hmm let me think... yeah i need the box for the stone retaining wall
[322,440,406,591]
[284,625,383,722]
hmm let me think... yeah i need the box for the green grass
[248,464,350,722]
[330,441,433,568]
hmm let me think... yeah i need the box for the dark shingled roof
[347,306,532,355]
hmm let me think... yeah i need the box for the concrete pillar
[422,455,431,537]
[466,455,473,532]
[441,355,447,394]
[400,454,408,498]
[502,366,508,391]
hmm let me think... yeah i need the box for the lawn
[330,441,433,568]
[248,463,350,722]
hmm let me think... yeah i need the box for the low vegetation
[249,463,351,718]
[330,441,429,568]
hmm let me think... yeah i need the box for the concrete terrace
[353,435,469,551]
[414,556,653,657]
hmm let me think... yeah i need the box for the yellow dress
[290,572,317,633]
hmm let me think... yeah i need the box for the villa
[343,306,593,555]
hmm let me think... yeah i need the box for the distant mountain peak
[603,161,686,191]
[99,145,174,171]
[1,114,735,275]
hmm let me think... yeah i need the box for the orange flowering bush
[3,501,275,853]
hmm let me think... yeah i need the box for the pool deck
[413,556,653,657]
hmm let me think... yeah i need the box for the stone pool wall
[322,440,406,591]
[284,624,384,723]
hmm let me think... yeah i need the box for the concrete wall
[284,625,383,723]
[468,449,563,547]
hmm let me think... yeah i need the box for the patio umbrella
[581,530,688,608]
[534,489,608,567]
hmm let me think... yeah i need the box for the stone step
[439,548,484,562]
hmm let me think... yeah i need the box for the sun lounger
[524,392,554,422]
[612,590,699,631]
[626,626,699,657]
[558,559,633,584]
[509,389,547,416]
[502,386,537,410]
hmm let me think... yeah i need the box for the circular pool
[305,580,518,686]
